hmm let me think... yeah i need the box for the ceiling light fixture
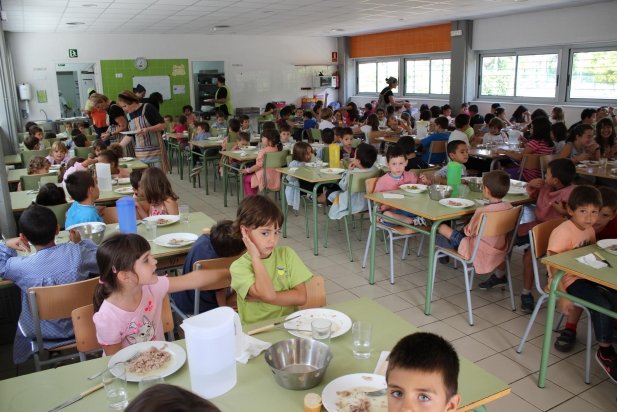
[81,3,97,7]
[330,28,344,32]
[65,22,85,25]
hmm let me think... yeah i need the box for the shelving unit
[194,71,224,112]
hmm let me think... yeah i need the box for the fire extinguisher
[333,70,340,89]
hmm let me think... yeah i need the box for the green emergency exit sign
[68,49,78,58]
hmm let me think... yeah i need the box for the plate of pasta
[143,215,180,227]
[399,183,427,194]
[153,233,198,248]
[322,373,387,412]
[597,239,617,256]
[108,341,186,382]
[284,308,352,339]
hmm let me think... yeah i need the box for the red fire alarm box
[331,52,338,63]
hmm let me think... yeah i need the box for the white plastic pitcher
[180,307,243,399]
[95,163,112,192]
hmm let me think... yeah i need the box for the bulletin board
[132,76,171,100]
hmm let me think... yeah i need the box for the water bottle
[446,162,463,197]
[116,197,137,234]
[328,144,340,168]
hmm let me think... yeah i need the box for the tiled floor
[1,167,616,411]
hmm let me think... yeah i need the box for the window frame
[403,53,451,98]
[477,48,562,103]
[355,58,402,96]
[566,45,617,104]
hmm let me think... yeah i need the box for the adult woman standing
[376,77,403,112]
[116,90,168,173]
[205,76,232,117]
[89,93,127,144]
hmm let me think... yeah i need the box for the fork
[364,388,387,397]
[87,352,141,380]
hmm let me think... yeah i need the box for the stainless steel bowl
[66,222,107,245]
[264,338,333,390]
[463,177,483,192]
[428,184,453,200]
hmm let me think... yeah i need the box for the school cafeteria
[0,1,616,411]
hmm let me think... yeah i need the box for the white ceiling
[0,0,605,36]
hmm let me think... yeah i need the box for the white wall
[473,1,616,51]
[6,32,338,121]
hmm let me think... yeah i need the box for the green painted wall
[100,59,191,117]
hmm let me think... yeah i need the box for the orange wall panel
[350,23,451,58]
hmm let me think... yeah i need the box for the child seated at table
[511,158,576,312]
[64,170,104,227]
[172,115,188,134]
[398,135,430,170]
[387,332,460,412]
[23,135,40,151]
[93,233,230,355]
[0,204,99,364]
[340,127,356,161]
[279,124,292,145]
[546,186,617,382]
[163,114,174,133]
[125,384,221,412]
[432,140,469,183]
[171,220,246,315]
[92,140,106,157]
[98,148,130,178]
[436,170,513,276]
[71,133,89,149]
[239,114,252,135]
[241,129,283,197]
[29,126,48,148]
[333,126,344,144]
[182,105,197,125]
[415,110,432,141]
[419,116,450,165]
[559,124,600,162]
[212,110,228,131]
[129,169,143,197]
[230,195,313,324]
[225,117,241,147]
[136,167,179,218]
[17,156,51,191]
[36,182,67,206]
[303,110,317,130]
[61,156,97,182]
[375,145,429,227]
[285,142,315,212]
[318,143,378,220]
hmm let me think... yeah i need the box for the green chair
[85,134,97,142]
[20,173,58,191]
[43,203,71,230]
[17,132,28,144]
[262,149,290,197]
[309,129,321,143]
[74,146,93,158]
[21,149,50,166]
[324,168,382,261]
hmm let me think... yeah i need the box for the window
[405,57,450,95]
[479,53,558,99]
[356,60,398,94]
[569,50,617,100]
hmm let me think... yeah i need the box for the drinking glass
[599,157,608,168]
[138,375,164,392]
[144,220,157,241]
[102,364,128,410]
[352,321,372,359]
[311,319,332,344]
[179,205,190,224]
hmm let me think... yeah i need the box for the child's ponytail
[263,129,282,151]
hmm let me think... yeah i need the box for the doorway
[55,62,97,118]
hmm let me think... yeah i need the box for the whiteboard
[132,76,171,100]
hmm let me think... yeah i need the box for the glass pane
[570,50,617,100]
[405,59,430,94]
[430,59,450,95]
[480,56,515,96]
[377,61,399,93]
[516,54,558,98]
[358,62,377,93]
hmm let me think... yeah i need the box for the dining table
[277,166,344,255]
[0,298,510,412]
[4,154,22,166]
[220,149,258,207]
[538,243,617,388]
[468,144,521,171]
[575,160,617,181]
[365,188,532,316]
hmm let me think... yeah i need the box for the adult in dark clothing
[376,77,403,112]
[89,93,128,145]
[205,76,232,117]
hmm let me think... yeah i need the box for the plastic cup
[599,157,608,168]
[144,220,157,241]
[138,375,164,392]
[311,319,332,344]
[102,364,128,410]
[179,204,190,224]
[352,321,372,359]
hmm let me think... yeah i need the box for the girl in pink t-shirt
[93,233,229,356]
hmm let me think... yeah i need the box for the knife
[594,251,613,268]
[247,314,301,336]
[48,383,104,412]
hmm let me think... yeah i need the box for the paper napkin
[383,193,405,199]
[575,253,608,269]
[236,333,271,364]
[288,167,298,172]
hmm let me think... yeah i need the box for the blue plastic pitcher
[116,197,137,234]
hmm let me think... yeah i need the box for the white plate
[114,187,134,195]
[438,198,475,208]
[49,164,62,170]
[588,160,600,166]
[284,308,352,339]
[120,131,138,135]
[597,239,617,256]
[322,373,387,412]
[399,183,427,194]
[579,160,590,164]
[508,186,527,195]
[243,146,258,151]
[143,215,180,226]
[116,177,131,185]
[120,157,134,162]
[306,162,327,168]
[153,233,198,248]
[108,341,186,382]
[320,168,345,175]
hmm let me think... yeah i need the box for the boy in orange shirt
[547,186,616,383]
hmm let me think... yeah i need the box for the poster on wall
[132,76,171,100]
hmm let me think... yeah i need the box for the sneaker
[438,256,450,264]
[554,328,576,352]
[478,274,507,290]
[412,216,427,226]
[596,348,617,384]
[520,293,535,314]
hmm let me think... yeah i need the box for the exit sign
[68,49,78,58]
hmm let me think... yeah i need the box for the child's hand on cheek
[552,200,567,216]
[348,159,359,170]
[528,178,544,189]
[241,227,260,258]
[419,174,430,185]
